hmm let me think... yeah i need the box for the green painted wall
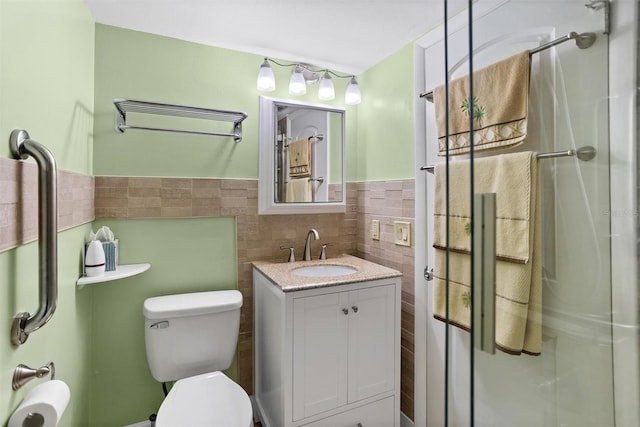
[0,0,95,426]
[90,24,366,426]
[88,218,237,426]
[0,0,95,173]
[353,44,415,181]
[93,24,359,180]
[1,8,415,425]
[91,24,414,425]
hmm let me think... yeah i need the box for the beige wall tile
[95,176,128,187]
[91,175,415,416]
[161,177,191,188]
[0,158,95,251]
[129,187,161,198]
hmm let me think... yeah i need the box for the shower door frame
[607,0,640,425]
[413,0,640,425]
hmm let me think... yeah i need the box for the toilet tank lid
[143,290,242,319]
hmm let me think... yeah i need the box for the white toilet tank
[143,290,242,383]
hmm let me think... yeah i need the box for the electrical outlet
[371,219,380,240]
[394,221,411,247]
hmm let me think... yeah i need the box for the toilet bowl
[156,372,252,427]
[143,290,252,427]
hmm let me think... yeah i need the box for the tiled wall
[0,157,94,252]
[95,176,359,394]
[95,176,416,420]
[354,180,415,419]
[0,157,416,420]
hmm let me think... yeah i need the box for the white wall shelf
[76,263,151,286]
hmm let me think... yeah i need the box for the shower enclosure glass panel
[428,0,618,425]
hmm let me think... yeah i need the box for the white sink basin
[290,264,358,277]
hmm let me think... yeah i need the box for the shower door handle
[473,193,496,355]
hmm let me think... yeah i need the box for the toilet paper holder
[12,362,55,391]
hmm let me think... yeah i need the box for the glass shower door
[431,0,616,425]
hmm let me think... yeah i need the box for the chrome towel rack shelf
[114,98,248,142]
[419,31,597,102]
[420,146,596,173]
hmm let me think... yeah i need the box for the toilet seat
[156,371,253,427]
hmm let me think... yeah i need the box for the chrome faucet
[303,228,319,261]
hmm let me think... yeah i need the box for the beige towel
[433,50,531,156]
[432,152,541,355]
[289,138,311,178]
[286,178,312,202]
[433,152,535,263]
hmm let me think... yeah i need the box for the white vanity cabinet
[253,262,401,427]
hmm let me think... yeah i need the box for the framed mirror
[258,96,346,214]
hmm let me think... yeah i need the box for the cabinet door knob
[351,305,358,313]
[342,308,349,315]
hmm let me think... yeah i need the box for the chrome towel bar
[420,146,596,173]
[10,129,58,345]
[419,31,597,102]
[114,98,248,142]
[284,177,325,184]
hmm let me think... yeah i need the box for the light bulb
[345,76,361,105]
[289,65,307,95]
[257,59,276,91]
[318,71,335,101]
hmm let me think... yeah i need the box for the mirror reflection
[275,105,343,203]
[258,97,346,214]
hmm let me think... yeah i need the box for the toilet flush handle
[150,321,169,329]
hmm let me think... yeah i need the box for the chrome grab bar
[10,129,58,345]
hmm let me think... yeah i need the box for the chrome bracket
[233,121,242,143]
[9,129,30,160]
[11,312,30,345]
[115,110,126,133]
[585,0,610,35]
[424,266,434,282]
[12,362,55,390]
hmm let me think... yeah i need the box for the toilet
[143,290,253,427]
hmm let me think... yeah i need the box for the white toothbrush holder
[84,240,106,277]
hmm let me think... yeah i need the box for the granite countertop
[252,254,402,292]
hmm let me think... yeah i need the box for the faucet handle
[280,246,296,263]
[319,243,332,260]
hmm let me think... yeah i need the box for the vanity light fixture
[345,76,362,105]
[318,71,335,101]
[256,57,361,105]
[257,59,276,91]
[289,65,307,95]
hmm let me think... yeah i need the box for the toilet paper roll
[8,380,70,427]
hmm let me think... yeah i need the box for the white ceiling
[84,0,467,75]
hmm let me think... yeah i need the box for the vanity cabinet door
[347,285,396,402]
[292,284,397,421]
[293,292,349,421]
